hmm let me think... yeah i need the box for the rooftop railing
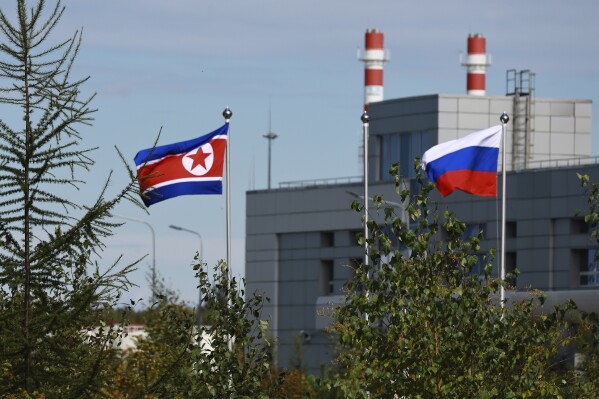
[274,156,599,190]
[278,176,362,189]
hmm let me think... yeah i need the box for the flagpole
[361,111,369,268]
[361,111,370,325]
[500,112,509,306]
[223,107,233,280]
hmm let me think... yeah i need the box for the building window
[463,223,487,240]
[320,232,334,247]
[378,130,433,181]
[571,218,589,235]
[379,133,400,181]
[400,134,410,177]
[505,221,517,238]
[320,260,335,295]
[349,230,362,245]
[471,254,486,276]
[347,257,362,270]
[580,249,599,287]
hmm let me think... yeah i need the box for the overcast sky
[5,0,597,306]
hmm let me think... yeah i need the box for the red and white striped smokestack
[461,33,492,96]
[358,29,389,111]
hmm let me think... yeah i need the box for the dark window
[379,133,400,181]
[471,254,486,276]
[505,221,517,238]
[320,260,335,295]
[379,130,435,181]
[320,232,334,247]
[349,230,362,245]
[571,218,589,235]
[464,223,487,240]
[348,257,362,270]
[580,249,599,286]
[400,134,411,177]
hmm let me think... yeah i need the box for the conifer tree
[0,1,138,396]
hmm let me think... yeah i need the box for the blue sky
[13,0,597,306]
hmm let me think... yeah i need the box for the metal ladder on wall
[506,69,535,170]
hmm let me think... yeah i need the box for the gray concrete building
[245,92,597,374]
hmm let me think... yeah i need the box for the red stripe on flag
[435,170,497,197]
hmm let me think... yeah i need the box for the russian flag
[421,125,502,197]
[134,123,228,207]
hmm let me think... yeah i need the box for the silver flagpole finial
[500,112,509,124]
[223,107,233,121]
[361,110,370,124]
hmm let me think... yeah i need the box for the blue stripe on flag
[425,146,499,184]
[134,123,228,166]
[141,180,222,206]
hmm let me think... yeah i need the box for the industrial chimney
[358,29,389,111]
[461,33,492,96]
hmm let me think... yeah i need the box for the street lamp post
[169,224,204,323]
[346,190,409,226]
[169,225,203,262]
[115,215,156,302]
[263,131,278,189]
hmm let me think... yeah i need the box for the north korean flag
[134,123,228,207]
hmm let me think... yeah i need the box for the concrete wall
[245,183,365,374]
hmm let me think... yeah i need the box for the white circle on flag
[182,143,214,176]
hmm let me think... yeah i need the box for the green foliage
[0,1,138,396]
[329,161,574,398]
[190,258,279,398]
[577,172,599,243]
[273,368,315,398]
[103,259,285,398]
[99,292,197,399]
[566,173,599,396]
[561,312,599,397]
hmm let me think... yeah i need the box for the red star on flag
[187,147,211,170]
